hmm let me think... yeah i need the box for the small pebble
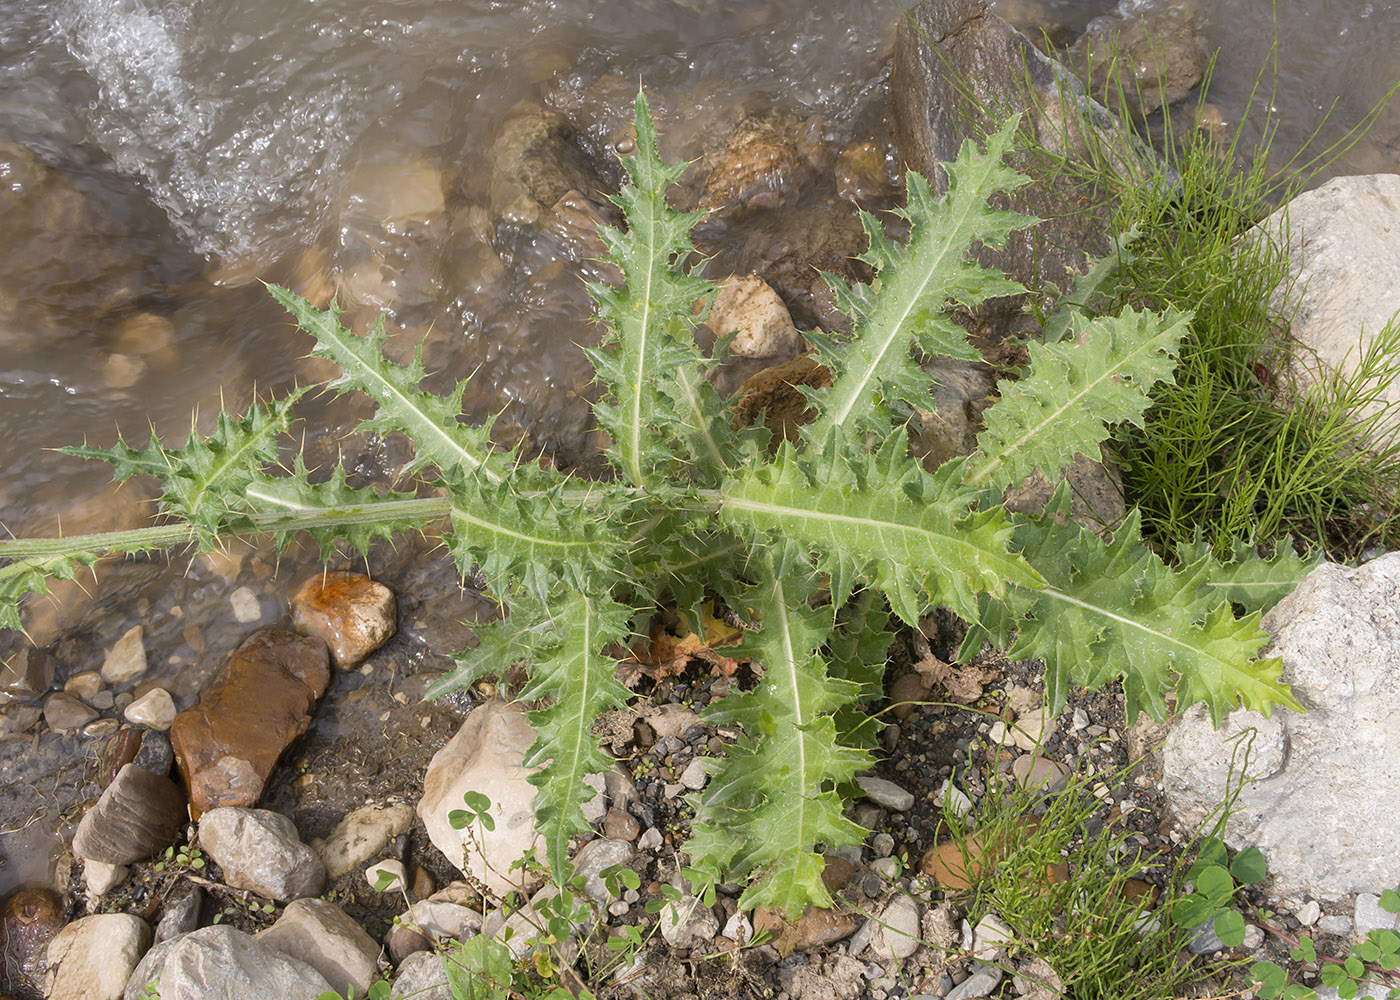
[1297,900,1321,927]
[678,758,708,790]
[229,586,262,623]
[366,859,407,893]
[124,688,176,731]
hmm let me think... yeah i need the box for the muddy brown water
[1,0,1398,901]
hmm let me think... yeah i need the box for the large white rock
[198,807,327,902]
[47,913,151,1000]
[123,925,331,1000]
[418,700,543,897]
[1254,173,1400,439]
[256,898,379,998]
[1163,554,1400,900]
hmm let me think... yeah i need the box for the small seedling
[153,843,205,873]
[1170,836,1266,946]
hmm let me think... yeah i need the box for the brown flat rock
[170,628,330,816]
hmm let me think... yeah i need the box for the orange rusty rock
[291,571,397,669]
[752,905,858,956]
[170,628,330,816]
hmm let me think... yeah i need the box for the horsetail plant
[0,92,1317,919]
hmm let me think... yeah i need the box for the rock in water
[45,913,150,1000]
[0,647,53,701]
[417,700,544,897]
[122,925,331,1000]
[72,763,186,864]
[0,887,65,996]
[1163,554,1400,899]
[170,628,330,815]
[101,625,148,685]
[290,572,398,670]
[890,0,1154,319]
[198,807,326,903]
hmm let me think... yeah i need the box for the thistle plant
[0,93,1320,919]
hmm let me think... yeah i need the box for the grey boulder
[1163,554,1400,900]
[124,925,331,1000]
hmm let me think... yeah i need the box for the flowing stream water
[0,0,1397,897]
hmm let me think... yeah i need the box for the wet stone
[0,887,65,996]
[291,572,397,670]
[124,688,176,731]
[229,587,262,623]
[1,647,53,701]
[101,625,147,685]
[170,628,330,815]
[0,701,42,736]
[62,671,103,702]
[43,692,98,732]
[132,729,174,778]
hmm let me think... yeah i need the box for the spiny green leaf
[720,429,1043,624]
[517,591,633,883]
[267,285,503,484]
[687,567,870,919]
[443,471,628,605]
[1008,488,1298,724]
[62,389,307,546]
[245,458,422,559]
[0,551,100,633]
[588,90,717,489]
[1176,533,1322,613]
[966,306,1191,492]
[1041,227,1140,344]
[806,117,1036,442]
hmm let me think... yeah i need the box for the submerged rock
[1163,554,1400,899]
[891,0,1156,318]
[101,626,148,685]
[170,628,330,815]
[0,887,65,996]
[1,647,53,702]
[198,807,326,903]
[487,109,604,227]
[696,111,824,218]
[290,572,397,670]
[1071,1,1209,117]
[417,700,544,897]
